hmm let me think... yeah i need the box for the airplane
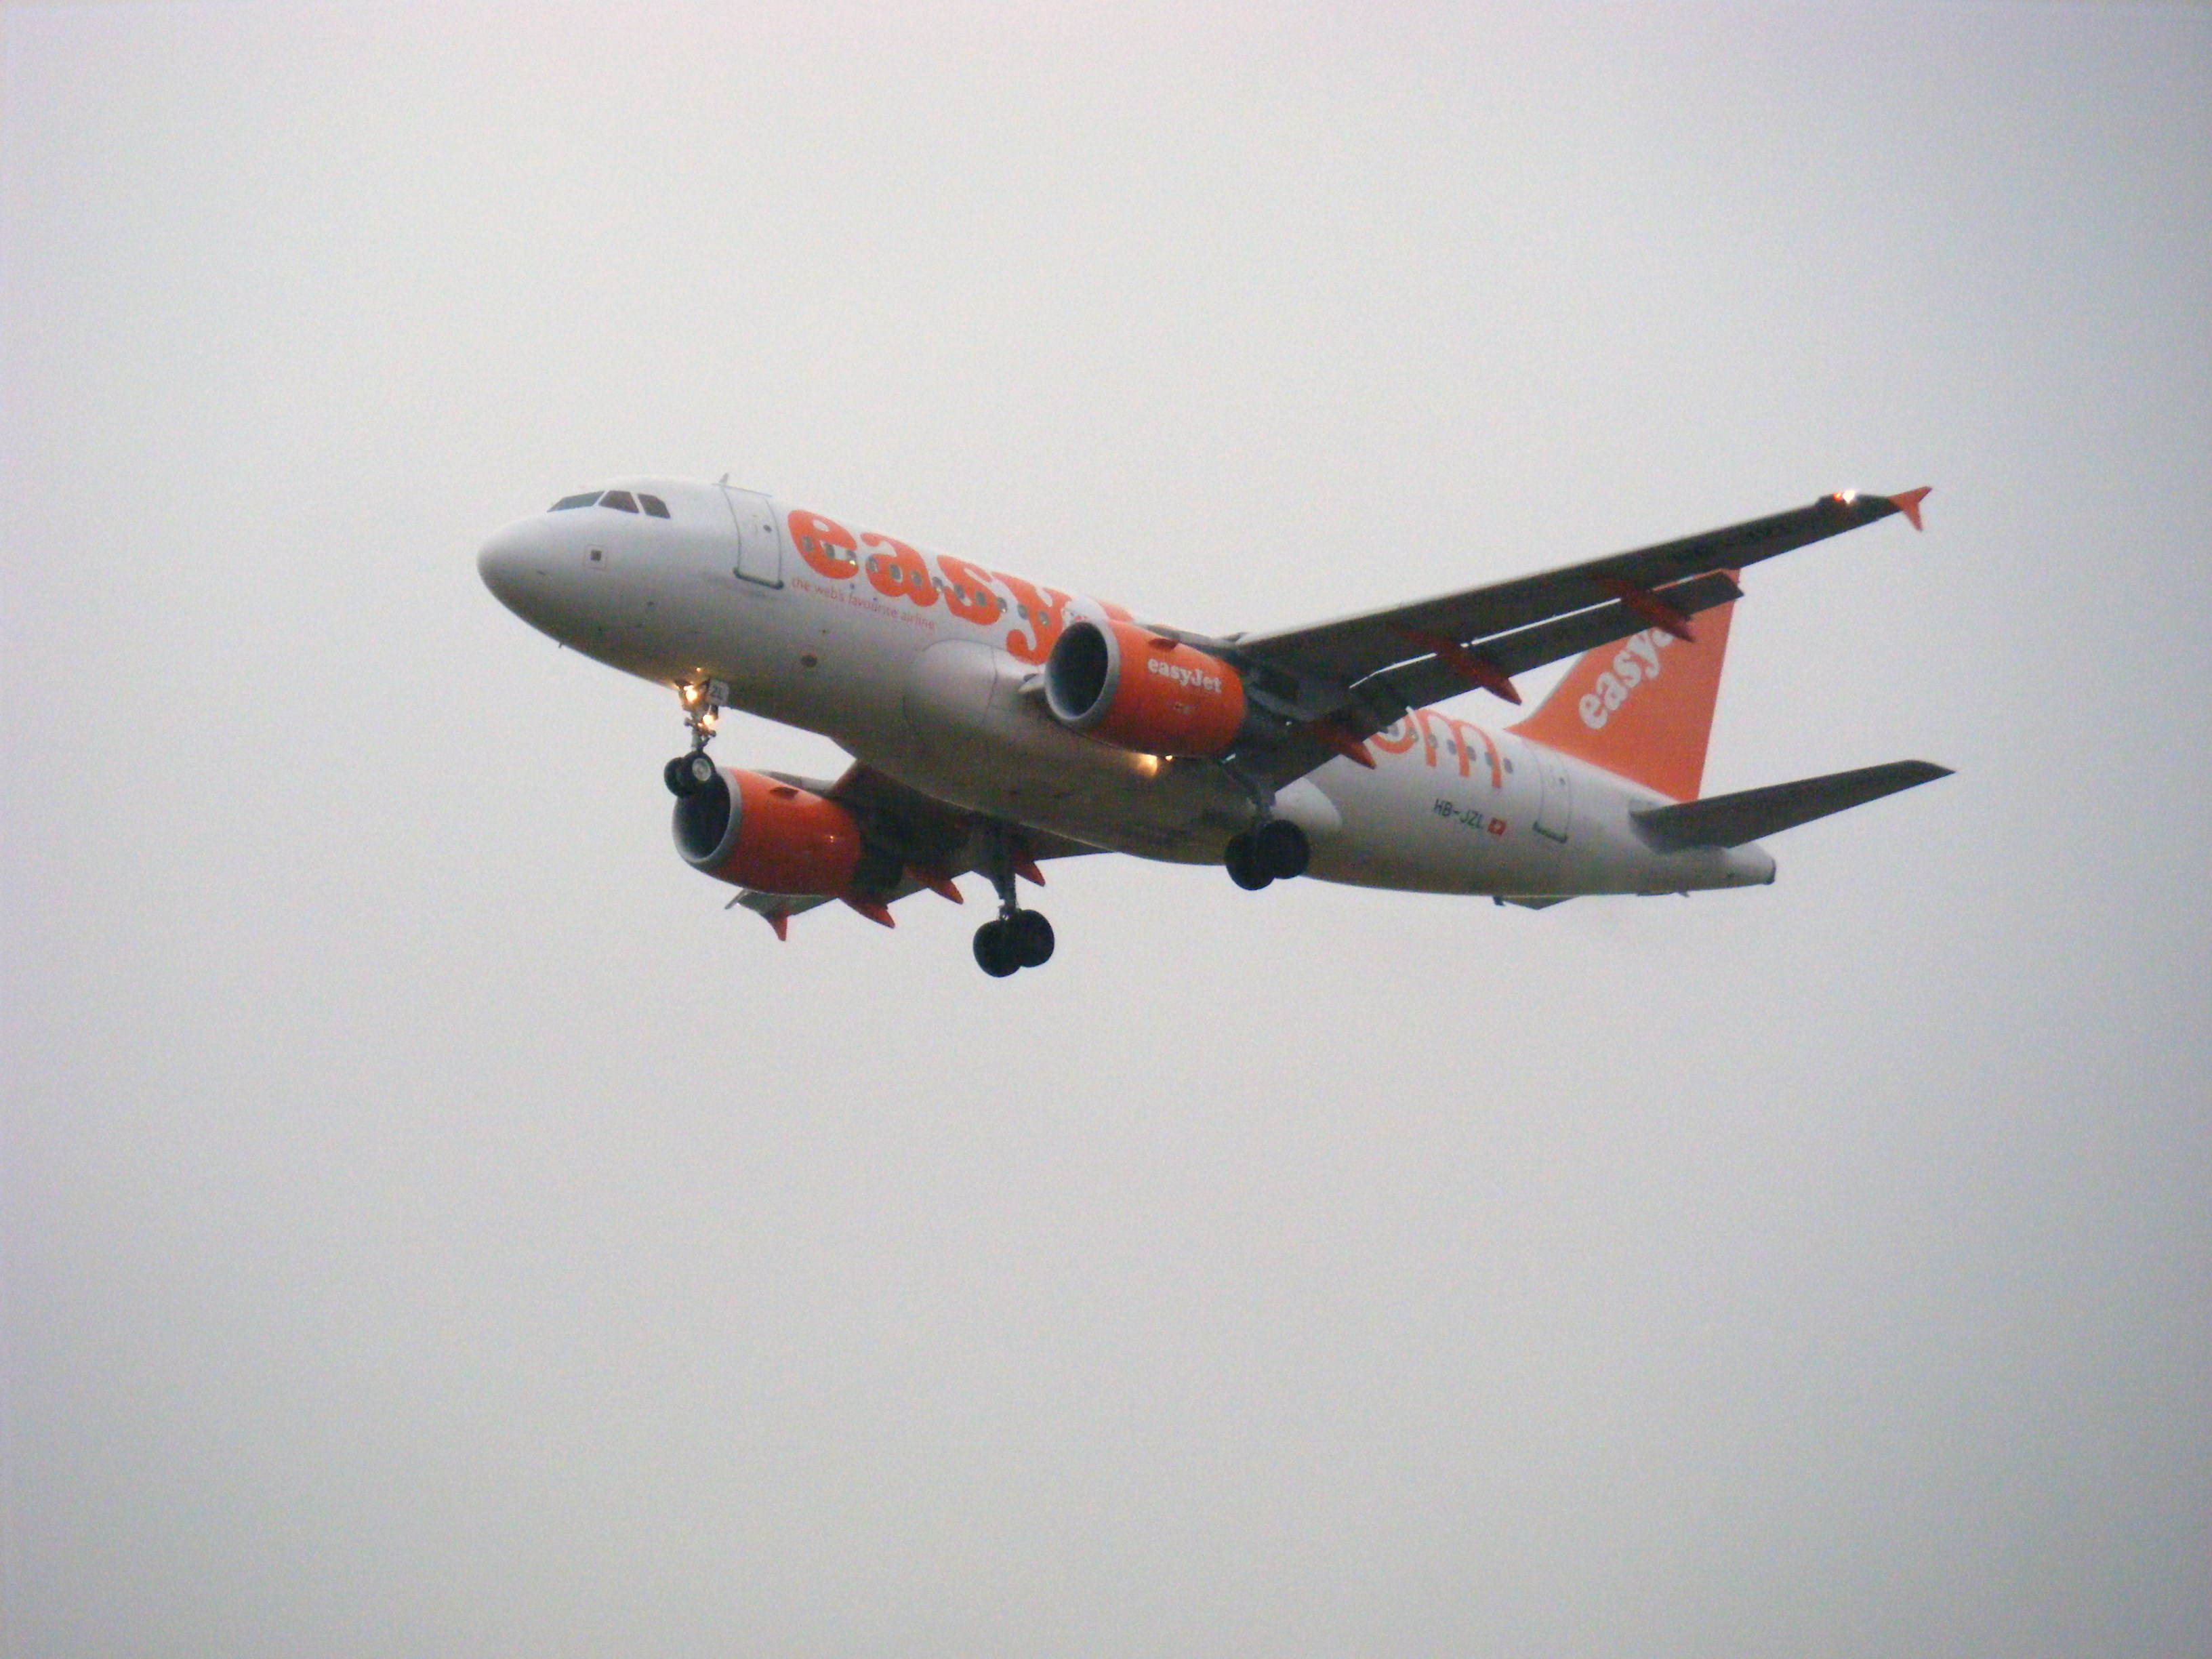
[477,477,1948,976]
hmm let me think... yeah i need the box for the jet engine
[672,766,863,894]
[1042,620,1247,758]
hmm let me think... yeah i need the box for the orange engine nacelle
[672,767,864,894]
[1043,619,1248,758]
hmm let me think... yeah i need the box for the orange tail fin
[1510,584,1738,801]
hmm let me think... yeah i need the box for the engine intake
[1043,620,1246,758]
[672,767,863,894]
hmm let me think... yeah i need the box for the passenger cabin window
[638,493,670,518]
[551,492,601,510]
[601,490,639,513]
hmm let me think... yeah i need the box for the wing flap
[1631,760,1952,850]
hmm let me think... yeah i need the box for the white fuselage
[477,477,1775,900]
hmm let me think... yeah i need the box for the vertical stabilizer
[1510,585,1738,801]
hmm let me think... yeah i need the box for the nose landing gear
[972,827,1054,977]
[663,679,729,796]
[1224,819,1309,890]
[663,752,718,796]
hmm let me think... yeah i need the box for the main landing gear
[663,679,728,797]
[972,827,1054,978]
[1223,819,1309,890]
[975,909,1054,978]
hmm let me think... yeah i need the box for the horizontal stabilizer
[1633,760,1952,850]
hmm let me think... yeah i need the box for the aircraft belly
[1552,754,1773,895]
[1305,734,1559,895]
[1300,732,1781,900]
[681,580,933,750]
[875,638,1253,859]
[854,739,1254,861]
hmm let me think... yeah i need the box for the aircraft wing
[1218,489,1927,788]
[729,763,1101,937]
[1361,569,1743,715]
[1236,489,1925,688]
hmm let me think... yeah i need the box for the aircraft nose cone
[477,520,546,613]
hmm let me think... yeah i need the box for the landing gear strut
[1224,819,1309,890]
[972,826,1053,977]
[663,679,728,796]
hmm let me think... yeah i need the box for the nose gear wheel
[664,751,718,796]
[665,679,729,796]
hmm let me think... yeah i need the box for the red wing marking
[1888,487,1931,531]
[1306,718,1377,769]
[839,895,897,928]
[1012,850,1046,887]
[1390,625,1522,704]
[1593,577,1696,642]
[908,866,964,904]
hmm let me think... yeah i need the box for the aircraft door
[1530,742,1573,842]
[721,487,783,586]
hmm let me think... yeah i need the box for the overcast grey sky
[3,3,2207,1655]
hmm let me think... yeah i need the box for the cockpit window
[638,493,670,518]
[601,490,639,513]
[551,492,601,510]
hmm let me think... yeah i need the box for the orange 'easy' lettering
[861,532,937,607]
[937,556,1005,626]
[788,510,859,580]
[996,571,1071,665]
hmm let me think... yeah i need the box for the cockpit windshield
[550,489,671,516]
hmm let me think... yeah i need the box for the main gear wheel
[973,910,1054,976]
[1225,820,1309,888]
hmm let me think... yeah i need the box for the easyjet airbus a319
[478,478,1948,976]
